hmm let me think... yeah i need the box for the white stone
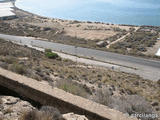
[63,113,88,120]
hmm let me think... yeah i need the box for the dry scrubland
[1,8,160,59]
[0,7,160,120]
[0,39,159,120]
[110,27,160,57]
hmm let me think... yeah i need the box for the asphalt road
[0,33,160,81]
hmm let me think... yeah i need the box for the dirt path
[106,27,139,48]
[106,33,130,48]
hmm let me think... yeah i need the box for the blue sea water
[15,0,160,26]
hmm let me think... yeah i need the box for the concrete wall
[0,1,16,18]
[0,67,137,120]
[0,15,17,20]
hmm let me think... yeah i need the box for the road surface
[0,33,160,81]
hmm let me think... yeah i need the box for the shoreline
[14,1,160,27]
[14,7,139,27]
[0,0,159,27]
[1,1,160,60]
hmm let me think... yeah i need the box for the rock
[63,113,88,120]
[0,96,89,120]
[151,101,159,107]
[53,72,59,77]
[0,96,35,120]
[96,41,107,47]
[18,57,29,61]
[0,112,3,118]
[2,96,19,105]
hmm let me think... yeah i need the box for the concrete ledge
[0,15,17,20]
[0,67,137,120]
[0,1,16,19]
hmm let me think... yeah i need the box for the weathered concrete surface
[0,1,15,18]
[0,67,137,120]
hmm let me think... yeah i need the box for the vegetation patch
[45,49,59,59]
[0,38,159,118]
[8,63,27,75]
[57,80,89,98]
[110,31,159,55]
[19,106,64,120]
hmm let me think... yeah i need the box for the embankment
[0,67,137,120]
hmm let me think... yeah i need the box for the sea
[15,0,160,26]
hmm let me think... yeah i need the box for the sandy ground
[60,22,130,40]
[19,13,132,41]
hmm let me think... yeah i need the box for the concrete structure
[0,67,137,120]
[0,0,16,18]
[156,48,160,56]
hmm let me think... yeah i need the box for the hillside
[0,38,159,120]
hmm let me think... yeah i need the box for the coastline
[14,0,160,27]
[0,0,160,60]
[14,6,138,27]
[0,1,160,118]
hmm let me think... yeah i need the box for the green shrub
[44,49,59,59]
[45,52,59,59]
[45,49,59,59]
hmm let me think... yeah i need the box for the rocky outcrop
[0,96,35,120]
[0,96,89,120]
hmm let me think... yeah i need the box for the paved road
[0,33,160,81]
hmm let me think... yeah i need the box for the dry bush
[19,106,64,120]
[40,106,64,120]
[56,80,88,98]
[8,63,27,75]
[0,56,17,64]
[108,95,157,120]
[92,87,112,106]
